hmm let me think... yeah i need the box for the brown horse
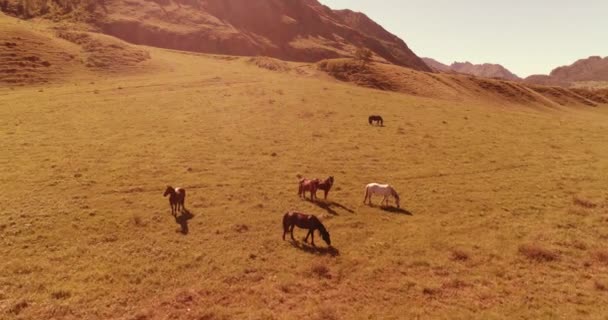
[316,176,334,200]
[298,178,319,201]
[163,186,186,216]
[282,212,331,247]
[369,115,384,126]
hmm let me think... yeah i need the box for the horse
[363,183,400,208]
[298,178,319,201]
[282,211,331,247]
[368,115,384,126]
[163,186,186,216]
[316,176,334,200]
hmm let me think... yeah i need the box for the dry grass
[2,14,608,320]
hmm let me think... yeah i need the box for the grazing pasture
[1,46,608,319]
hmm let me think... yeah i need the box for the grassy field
[2,46,608,319]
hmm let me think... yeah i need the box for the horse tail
[282,212,292,240]
[363,185,369,203]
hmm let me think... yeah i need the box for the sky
[320,0,608,77]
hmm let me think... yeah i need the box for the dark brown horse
[369,115,383,126]
[282,212,331,247]
[316,176,334,200]
[163,186,186,216]
[298,178,319,201]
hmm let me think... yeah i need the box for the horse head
[163,186,173,197]
[320,228,331,246]
[392,189,400,208]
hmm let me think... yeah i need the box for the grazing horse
[363,183,400,208]
[282,212,331,247]
[316,176,335,200]
[298,178,319,201]
[163,186,186,216]
[368,115,384,126]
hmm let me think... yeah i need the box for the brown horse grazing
[369,115,383,126]
[316,176,334,200]
[282,212,331,247]
[298,178,319,201]
[163,186,186,216]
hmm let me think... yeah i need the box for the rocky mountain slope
[0,0,431,71]
[525,56,608,87]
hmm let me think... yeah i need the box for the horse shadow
[174,209,194,235]
[290,240,340,257]
[379,206,413,216]
[312,200,355,216]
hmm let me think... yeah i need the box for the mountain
[0,0,431,72]
[421,57,451,72]
[525,56,608,87]
[422,58,520,81]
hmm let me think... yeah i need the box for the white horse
[363,183,400,208]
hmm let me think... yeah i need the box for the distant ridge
[525,56,608,87]
[422,58,520,81]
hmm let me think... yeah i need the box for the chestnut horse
[316,176,334,200]
[298,178,319,201]
[282,212,331,247]
[363,183,400,208]
[368,115,383,126]
[163,186,186,216]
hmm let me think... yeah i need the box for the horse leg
[304,230,311,243]
[283,222,290,241]
[310,231,316,247]
[324,189,328,200]
[290,225,295,241]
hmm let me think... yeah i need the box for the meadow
[2,46,608,319]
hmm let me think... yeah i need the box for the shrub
[519,244,559,262]
[311,262,331,279]
[450,249,470,262]
[354,47,373,65]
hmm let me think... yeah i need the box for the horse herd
[164,115,395,248]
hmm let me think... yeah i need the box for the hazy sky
[321,0,608,77]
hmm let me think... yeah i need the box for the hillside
[423,58,521,81]
[526,56,608,87]
[0,12,151,86]
[0,0,431,71]
[319,58,608,108]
